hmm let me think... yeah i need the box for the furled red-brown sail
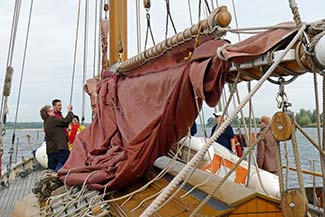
[58,37,229,190]
[58,26,295,191]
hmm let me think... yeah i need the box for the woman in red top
[68,115,86,150]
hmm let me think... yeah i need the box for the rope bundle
[2,66,13,97]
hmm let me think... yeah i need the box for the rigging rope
[288,0,303,29]
[0,0,22,177]
[322,75,325,216]
[291,124,307,199]
[231,0,241,41]
[295,122,325,157]
[203,0,211,14]
[92,0,99,78]
[97,0,103,79]
[136,0,141,53]
[118,0,123,58]
[140,25,307,217]
[312,71,325,212]
[187,0,193,26]
[6,0,22,67]
[7,0,34,182]
[82,0,90,125]
[197,0,202,23]
[275,140,285,195]
[1,0,22,126]
[164,0,177,40]
[69,0,82,105]
[284,141,289,189]
[246,82,252,187]
[215,0,219,8]
[144,8,155,50]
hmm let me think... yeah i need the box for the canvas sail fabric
[58,38,229,190]
[58,27,294,190]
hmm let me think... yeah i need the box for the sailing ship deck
[0,169,42,217]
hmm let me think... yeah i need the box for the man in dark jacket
[210,111,236,154]
[40,104,73,172]
[52,99,63,119]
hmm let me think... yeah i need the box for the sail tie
[2,66,14,97]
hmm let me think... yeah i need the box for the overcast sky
[0,0,324,123]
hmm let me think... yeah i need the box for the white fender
[315,36,325,67]
[35,142,48,168]
[178,136,214,169]
[248,170,280,198]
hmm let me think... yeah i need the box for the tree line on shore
[206,109,322,127]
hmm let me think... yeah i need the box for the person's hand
[67,105,73,112]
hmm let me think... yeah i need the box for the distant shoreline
[4,122,321,129]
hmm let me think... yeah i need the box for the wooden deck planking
[0,170,42,217]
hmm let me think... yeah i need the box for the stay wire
[8,0,34,181]
[118,0,123,55]
[164,0,177,40]
[198,0,201,23]
[144,8,155,50]
[231,0,241,41]
[136,0,141,53]
[69,0,82,105]
[82,0,90,125]
[203,0,211,13]
[92,0,99,78]
[97,0,103,79]
[187,0,193,26]
[7,0,22,67]
[1,0,22,123]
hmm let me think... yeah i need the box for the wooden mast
[109,0,127,65]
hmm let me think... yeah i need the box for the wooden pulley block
[143,0,151,9]
[280,189,307,217]
[104,3,109,12]
[271,112,293,141]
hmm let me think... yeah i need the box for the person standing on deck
[190,121,197,136]
[40,104,74,172]
[257,115,278,174]
[210,111,236,154]
[52,99,63,119]
[68,115,86,150]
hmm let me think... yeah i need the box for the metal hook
[275,77,292,111]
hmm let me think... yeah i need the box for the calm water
[1,128,324,188]
[1,129,44,174]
